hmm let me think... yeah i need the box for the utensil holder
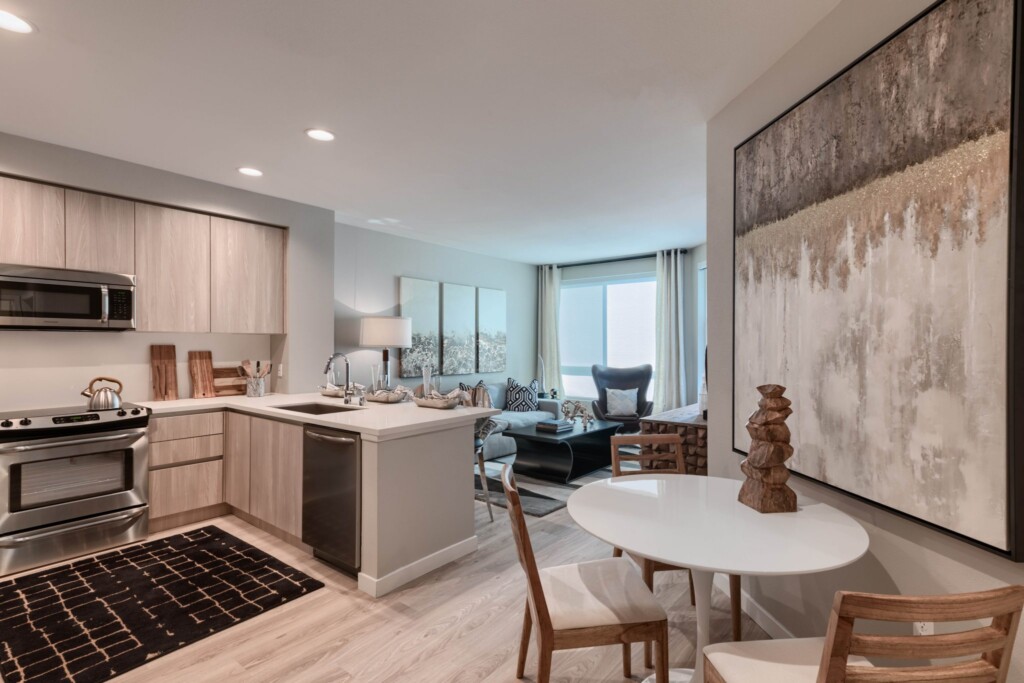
[246,377,265,398]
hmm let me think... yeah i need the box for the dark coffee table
[506,420,621,483]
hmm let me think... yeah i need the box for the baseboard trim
[713,574,795,640]
[358,535,478,598]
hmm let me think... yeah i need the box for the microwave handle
[100,284,109,323]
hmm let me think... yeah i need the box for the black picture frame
[731,0,1024,560]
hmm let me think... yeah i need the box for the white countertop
[137,393,500,441]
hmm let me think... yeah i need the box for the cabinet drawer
[149,460,223,518]
[149,412,224,442]
[150,434,223,468]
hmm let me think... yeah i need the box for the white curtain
[536,265,565,397]
[653,249,686,413]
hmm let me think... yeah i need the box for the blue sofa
[480,382,561,460]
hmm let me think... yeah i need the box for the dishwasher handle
[305,430,356,445]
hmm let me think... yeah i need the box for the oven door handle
[0,431,144,453]
[0,507,146,547]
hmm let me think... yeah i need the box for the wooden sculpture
[738,384,797,513]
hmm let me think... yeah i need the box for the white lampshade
[360,316,412,348]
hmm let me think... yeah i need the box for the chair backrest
[817,586,1024,683]
[500,465,552,630]
[592,364,653,413]
[610,433,687,476]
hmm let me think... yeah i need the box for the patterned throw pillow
[606,387,638,416]
[459,380,493,409]
[506,378,539,412]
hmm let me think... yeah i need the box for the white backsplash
[0,330,271,411]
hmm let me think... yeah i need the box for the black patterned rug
[0,525,323,683]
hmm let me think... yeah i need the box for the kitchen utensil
[241,359,254,378]
[213,367,246,396]
[81,376,124,410]
[188,351,216,399]
[149,345,178,401]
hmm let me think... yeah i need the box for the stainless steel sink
[275,403,359,415]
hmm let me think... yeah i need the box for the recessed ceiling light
[237,167,263,177]
[0,10,33,33]
[305,128,335,142]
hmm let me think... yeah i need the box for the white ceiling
[0,0,837,264]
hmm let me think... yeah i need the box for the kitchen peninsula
[138,393,499,597]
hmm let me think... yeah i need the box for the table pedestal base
[642,668,694,683]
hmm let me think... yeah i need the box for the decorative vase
[738,384,796,513]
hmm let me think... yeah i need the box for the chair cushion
[606,387,638,416]
[704,637,873,683]
[498,410,553,429]
[539,558,666,631]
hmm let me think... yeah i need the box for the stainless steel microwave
[0,264,135,330]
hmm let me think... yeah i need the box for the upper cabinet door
[65,190,135,274]
[0,177,65,268]
[211,217,285,334]
[135,204,211,332]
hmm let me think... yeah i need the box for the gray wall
[706,0,1024,673]
[333,222,537,393]
[0,132,334,409]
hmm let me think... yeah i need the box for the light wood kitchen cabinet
[0,176,65,268]
[149,411,224,442]
[65,190,135,273]
[224,412,252,513]
[250,416,303,537]
[149,460,224,519]
[210,217,285,334]
[135,203,211,332]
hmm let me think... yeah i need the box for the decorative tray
[366,389,410,404]
[412,396,462,410]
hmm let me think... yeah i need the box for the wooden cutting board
[188,350,216,399]
[149,345,178,401]
[213,366,246,396]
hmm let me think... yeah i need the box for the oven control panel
[0,405,150,439]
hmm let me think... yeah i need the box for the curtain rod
[555,249,687,269]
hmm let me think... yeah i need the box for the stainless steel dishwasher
[302,425,361,574]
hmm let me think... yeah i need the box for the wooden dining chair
[500,464,669,682]
[473,418,505,522]
[704,585,1024,682]
[610,433,744,665]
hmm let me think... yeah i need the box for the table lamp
[360,316,412,389]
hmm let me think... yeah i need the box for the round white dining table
[566,474,869,683]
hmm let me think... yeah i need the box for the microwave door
[0,276,107,329]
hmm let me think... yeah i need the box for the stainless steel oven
[0,264,135,330]
[0,405,150,576]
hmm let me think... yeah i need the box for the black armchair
[591,364,654,432]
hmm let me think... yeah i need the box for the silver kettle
[81,376,124,411]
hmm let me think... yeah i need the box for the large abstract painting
[399,277,440,378]
[441,283,476,375]
[476,287,507,373]
[733,0,1014,550]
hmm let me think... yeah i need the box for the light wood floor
[101,493,767,682]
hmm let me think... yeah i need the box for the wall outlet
[277,363,284,378]
[914,621,934,636]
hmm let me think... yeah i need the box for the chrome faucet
[324,353,352,403]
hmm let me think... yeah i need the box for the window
[559,275,657,399]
